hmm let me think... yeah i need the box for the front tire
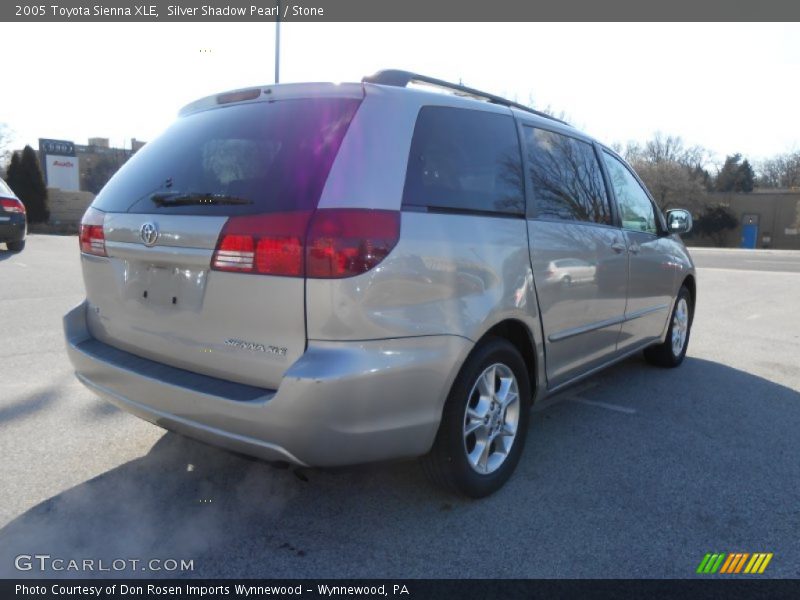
[422,338,531,498]
[644,285,693,367]
[6,239,25,252]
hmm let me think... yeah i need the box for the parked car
[544,258,597,286]
[0,178,26,252]
[64,70,696,497]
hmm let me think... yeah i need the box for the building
[35,137,145,193]
[688,190,800,250]
[74,137,144,193]
[10,137,146,227]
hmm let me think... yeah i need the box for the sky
[1,22,799,168]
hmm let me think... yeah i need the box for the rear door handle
[611,242,627,253]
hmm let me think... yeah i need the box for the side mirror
[666,209,692,234]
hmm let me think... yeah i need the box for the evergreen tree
[715,154,755,192]
[715,154,742,192]
[4,151,21,189]
[737,159,755,192]
[7,146,49,223]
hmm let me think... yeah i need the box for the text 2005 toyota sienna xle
[64,70,696,497]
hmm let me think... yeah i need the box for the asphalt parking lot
[0,236,798,578]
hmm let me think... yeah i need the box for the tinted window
[92,97,361,216]
[602,152,657,234]
[403,106,524,215]
[524,127,611,225]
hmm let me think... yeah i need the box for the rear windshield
[92,97,362,215]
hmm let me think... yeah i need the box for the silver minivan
[64,70,696,497]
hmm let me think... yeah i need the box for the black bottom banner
[4,579,800,600]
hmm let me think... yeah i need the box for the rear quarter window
[402,106,525,216]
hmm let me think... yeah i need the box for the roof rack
[362,69,569,126]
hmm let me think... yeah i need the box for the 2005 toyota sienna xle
[64,70,696,497]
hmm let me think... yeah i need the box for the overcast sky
[1,22,798,167]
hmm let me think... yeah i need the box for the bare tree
[618,132,713,212]
[0,123,12,167]
[757,151,800,189]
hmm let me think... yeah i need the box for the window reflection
[525,127,611,225]
[602,152,657,234]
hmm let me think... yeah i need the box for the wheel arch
[476,319,538,394]
[682,273,697,321]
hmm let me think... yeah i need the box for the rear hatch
[80,87,363,388]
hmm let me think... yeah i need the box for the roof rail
[362,69,569,126]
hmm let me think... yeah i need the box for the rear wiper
[151,192,253,207]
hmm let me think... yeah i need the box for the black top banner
[3,0,800,22]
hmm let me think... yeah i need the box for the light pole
[274,2,281,84]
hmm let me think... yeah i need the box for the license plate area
[122,261,208,311]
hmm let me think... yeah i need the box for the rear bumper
[0,214,26,242]
[64,301,471,467]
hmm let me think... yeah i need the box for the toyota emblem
[140,222,159,246]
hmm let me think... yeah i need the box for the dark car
[0,178,26,251]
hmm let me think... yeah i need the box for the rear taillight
[211,209,400,278]
[306,209,400,278]
[0,198,25,213]
[79,207,107,256]
[212,211,311,276]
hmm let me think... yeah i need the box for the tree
[693,204,738,246]
[620,133,713,212]
[0,123,11,165]
[715,153,754,192]
[5,145,49,223]
[4,152,20,186]
[736,159,755,192]
[633,161,707,212]
[757,151,800,188]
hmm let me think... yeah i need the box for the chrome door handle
[611,242,626,253]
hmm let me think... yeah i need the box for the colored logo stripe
[720,553,749,573]
[696,553,725,574]
[698,552,773,574]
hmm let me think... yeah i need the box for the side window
[402,106,524,215]
[524,127,611,225]
[602,152,658,234]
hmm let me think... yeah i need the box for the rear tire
[644,285,692,368]
[422,338,531,498]
[6,239,25,252]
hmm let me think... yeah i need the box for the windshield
[92,97,362,216]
